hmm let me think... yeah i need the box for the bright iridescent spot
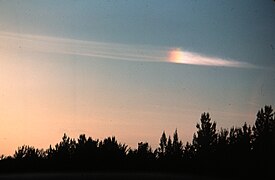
[168,49,186,64]
[168,48,252,68]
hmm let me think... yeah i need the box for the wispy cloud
[0,31,256,68]
[0,31,167,62]
[168,48,256,68]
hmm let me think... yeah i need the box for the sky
[0,0,274,156]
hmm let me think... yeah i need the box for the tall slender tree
[172,129,183,158]
[252,105,275,157]
[193,113,217,156]
[159,131,167,157]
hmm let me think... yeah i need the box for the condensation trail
[0,31,256,68]
[0,31,167,63]
[168,48,256,68]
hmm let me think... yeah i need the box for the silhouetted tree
[193,113,217,158]
[50,133,76,162]
[252,105,275,154]
[73,134,99,163]
[127,142,155,171]
[98,136,128,167]
[228,126,238,145]
[156,130,183,160]
[14,145,45,160]
[217,128,229,149]
[216,128,229,163]
[225,123,253,174]
[165,136,173,157]
[172,129,183,159]
[1,106,274,178]
[252,105,275,175]
[183,142,195,161]
[240,123,252,153]
[136,142,155,161]
[156,131,167,159]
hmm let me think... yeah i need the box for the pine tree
[159,131,167,157]
[252,105,275,156]
[172,129,183,158]
[193,113,217,156]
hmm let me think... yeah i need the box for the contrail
[0,31,167,62]
[0,31,256,68]
[168,48,256,68]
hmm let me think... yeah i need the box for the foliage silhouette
[73,134,99,163]
[0,105,274,178]
[193,112,217,161]
[172,129,183,159]
[156,131,167,159]
[252,105,275,174]
[253,105,275,154]
[14,145,45,160]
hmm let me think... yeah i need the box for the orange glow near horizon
[0,55,195,156]
[0,32,260,156]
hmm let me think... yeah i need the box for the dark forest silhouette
[0,105,274,178]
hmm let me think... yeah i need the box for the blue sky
[0,0,274,155]
[1,0,274,65]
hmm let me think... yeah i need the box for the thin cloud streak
[0,31,256,68]
[169,49,256,68]
[0,31,167,63]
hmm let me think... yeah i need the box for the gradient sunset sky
[0,0,274,156]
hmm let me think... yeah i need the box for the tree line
[0,105,274,178]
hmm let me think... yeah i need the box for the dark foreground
[0,172,227,180]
